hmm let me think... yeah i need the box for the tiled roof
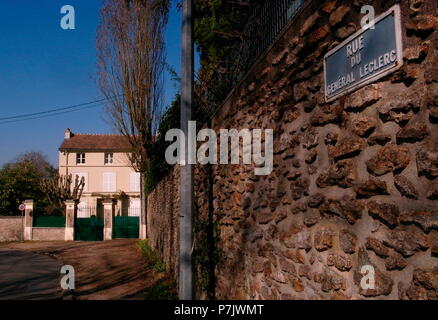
[59,134,132,151]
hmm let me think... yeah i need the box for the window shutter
[111,173,116,192]
[103,172,116,192]
[102,173,108,192]
[130,172,141,192]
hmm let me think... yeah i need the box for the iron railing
[77,205,97,218]
[233,0,304,78]
[127,207,140,217]
[206,0,305,112]
[76,204,140,217]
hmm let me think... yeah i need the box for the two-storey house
[59,128,141,218]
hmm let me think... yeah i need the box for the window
[74,173,88,192]
[104,153,114,165]
[76,153,86,164]
[102,172,116,192]
[130,172,141,192]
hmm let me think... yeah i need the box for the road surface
[0,249,63,299]
[0,240,174,300]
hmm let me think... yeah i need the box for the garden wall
[148,0,438,299]
[0,216,24,242]
[146,165,180,280]
[31,228,65,241]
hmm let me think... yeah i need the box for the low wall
[146,166,180,280]
[32,228,65,241]
[0,216,24,242]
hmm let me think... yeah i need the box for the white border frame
[324,4,403,102]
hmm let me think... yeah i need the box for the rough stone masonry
[148,0,438,300]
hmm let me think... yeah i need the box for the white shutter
[75,173,88,192]
[111,173,116,191]
[130,172,141,192]
[102,173,108,192]
[103,172,116,192]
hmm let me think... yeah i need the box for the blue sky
[0,0,188,167]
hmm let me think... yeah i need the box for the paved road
[0,249,64,300]
[0,240,174,300]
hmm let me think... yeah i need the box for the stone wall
[147,0,438,299]
[147,165,180,280]
[193,0,438,299]
[31,228,65,241]
[0,216,24,242]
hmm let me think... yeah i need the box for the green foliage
[144,1,262,194]
[144,95,180,194]
[137,239,167,273]
[193,216,220,299]
[0,152,56,216]
[137,240,177,300]
[194,0,261,104]
[194,0,253,72]
[144,93,210,194]
[143,280,178,300]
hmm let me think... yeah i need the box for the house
[59,128,141,219]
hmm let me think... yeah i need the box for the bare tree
[41,174,85,207]
[97,0,169,238]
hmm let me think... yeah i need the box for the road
[0,249,63,299]
[0,240,174,300]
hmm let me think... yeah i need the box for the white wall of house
[59,151,141,217]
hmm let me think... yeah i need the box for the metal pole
[180,0,194,300]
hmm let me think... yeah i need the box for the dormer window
[76,153,86,164]
[104,153,114,165]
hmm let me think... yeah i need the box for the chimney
[65,128,73,139]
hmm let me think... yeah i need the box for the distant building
[59,128,140,218]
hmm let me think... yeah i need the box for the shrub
[137,239,167,273]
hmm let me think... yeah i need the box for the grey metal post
[180,0,194,300]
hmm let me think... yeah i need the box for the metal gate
[74,216,104,241]
[113,216,139,239]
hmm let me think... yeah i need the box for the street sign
[324,5,403,102]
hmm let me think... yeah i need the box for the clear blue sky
[0,0,188,167]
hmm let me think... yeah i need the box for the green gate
[113,216,139,239]
[74,217,104,241]
[34,216,65,227]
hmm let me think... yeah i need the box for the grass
[137,239,167,272]
[137,239,177,300]
[143,280,178,300]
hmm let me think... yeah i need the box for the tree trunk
[140,171,147,239]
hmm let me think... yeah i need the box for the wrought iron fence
[205,0,305,113]
[127,207,140,217]
[234,0,304,77]
[76,204,139,217]
[77,205,97,218]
